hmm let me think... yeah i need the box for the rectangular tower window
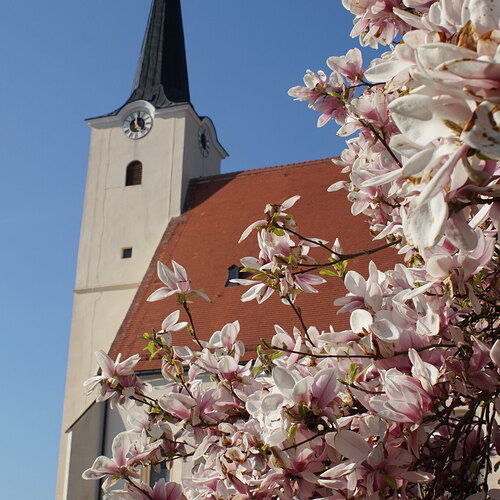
[122,248,133,259]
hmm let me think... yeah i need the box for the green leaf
[348,363,358,383]
[253,365,264,377]
[261,339,272,349]
[319,269,337,276]
[270,351,283,361]
[298,401,308,419]
[382,472,397,489]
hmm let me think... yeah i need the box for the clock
[198,126,211,157]
[123,111,153,139]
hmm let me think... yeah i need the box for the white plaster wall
[77,111,182,289]
[57,103,226,500]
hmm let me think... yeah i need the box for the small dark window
[122,248,133,259]
[225,265,250,286]
[125,161,142,186]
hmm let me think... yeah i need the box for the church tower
[57,1,227,497]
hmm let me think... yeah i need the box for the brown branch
[180,298,204,349]
[290,238,402,275]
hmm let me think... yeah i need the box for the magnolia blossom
[156,310,188,347]
[84,351,150,409]
[237,203,330,305]
[147,260,209,302]
[84,1,499,498]
[83,432,161,489]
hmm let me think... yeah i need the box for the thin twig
[359,118,403,168]
[284,296,313,343]
[180,299,204,349]
[290,238,402,276]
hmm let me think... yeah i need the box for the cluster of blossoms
[83,1,499,499]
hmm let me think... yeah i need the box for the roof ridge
[192,157,337,185]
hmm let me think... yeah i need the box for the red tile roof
[109,159,399,370]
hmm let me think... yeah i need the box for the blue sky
[0,1,367,497]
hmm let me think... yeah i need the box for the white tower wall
[56,101,226,499]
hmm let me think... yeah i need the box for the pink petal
[112,432,130,467]
[161,310,181,330]
[312,368,340,408]
[95,350,115,378]
[147,287,176,302]
[334,430,371,461]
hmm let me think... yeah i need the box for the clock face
[198,126,211,157]
[123,111,153,139]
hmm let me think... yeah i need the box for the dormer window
[225,265,250,286]
[125,161,143,186]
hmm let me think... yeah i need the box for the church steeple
[125,0,190,108]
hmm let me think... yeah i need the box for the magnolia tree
[83,1,500,498]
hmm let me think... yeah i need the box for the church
[56,1,397,498]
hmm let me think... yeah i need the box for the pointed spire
[126,0,190,108]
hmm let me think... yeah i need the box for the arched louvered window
[125,161,143,186]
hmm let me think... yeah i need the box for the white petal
[389,94,457,146]
[364,59,412,83]
[172,260,188,282]
[147,287,175,302]
[193,289,211,302]
[350,309,372,333]
[95,350,115,377]
[491,340,500,368]
[292,376,313,399]
[344,271,364,295]
[334,430,371,461]
[157,261,175,287]
[112,431,131,467]
[371,319,400,342]
[218,356,238,375]
[273,366,296,393]
[415,43,477,71]
[461,102,500,160]
[240,283,266,302]
[361,169,402,187]
[281,195,300,210]
[445,211,479,251]
[238,220,265,243]
[161,310,180,330]
[417,145,467,207]
[327,180,347,192]
[261,393,285,413]
[172,346,193,359]
[407,193,448,249]
[402,148,435,177]
[463,0,500,35]
[240,256,260,269]
[168,322,188,332]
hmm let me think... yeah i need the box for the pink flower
[238,195,300,242]
[114,480,187,500]
[370,368,434,423]
[327,48,364,83]
[82,432,161,489]
[147,261,210,302]
[156,310,188,347]
[289,70,351,127]
[84,351,150,409]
